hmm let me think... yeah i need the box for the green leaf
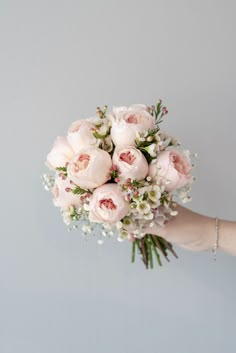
[93,131,109,139]
[147,128,159,136]
[71,186,87,195]
[56,167,67,172]
[137,148,154,164]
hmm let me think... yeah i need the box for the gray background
[1,0,236,352]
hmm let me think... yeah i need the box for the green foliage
[130,179,142,188]
[131,234,177,269]
[55,166,67,177]
[96,105,108,119]
[93,130,109,139]
[137,147,155,163]
[109,169,119,181]
[149,100,168,124]
[56,166,67,172]
[71,186,87,195]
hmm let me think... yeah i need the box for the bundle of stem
[131,234,178,269]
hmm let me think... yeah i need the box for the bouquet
[42,101,194,269]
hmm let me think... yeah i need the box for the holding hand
[147,204,236,256]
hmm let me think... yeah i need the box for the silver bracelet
[213,217,219,260]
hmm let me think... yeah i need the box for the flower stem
[150,234,170,262]
[131,241,136,263]
[149,235,162,266]
[140,238,148,269]
[160,237,178,259]
[130,234,177,269]
[146,236,153,269]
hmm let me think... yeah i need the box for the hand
[146,204,215,252]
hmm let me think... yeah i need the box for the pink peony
[89,184,129,223]
[112,146,148,181]
[67,147,112,189]
[110,104,155,146]
[46,136,74,170]
[52,176,82,209]
[67,119,98,153]
[149,149,192,191]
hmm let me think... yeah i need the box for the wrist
[198,216,216,251]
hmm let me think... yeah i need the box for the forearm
[218,220,236,256]
[147,205,236,255]
[183,211,236,255]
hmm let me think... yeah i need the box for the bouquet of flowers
[42,101,194,269]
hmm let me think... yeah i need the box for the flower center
[149,190,156,198]
[73,153,90,172]
[170,152,189,174]
[120,151,136,165]
[139,202,146,210]
[126,113,144,124]
[99,198,117,210]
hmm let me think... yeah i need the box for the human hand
[146,204,215,252]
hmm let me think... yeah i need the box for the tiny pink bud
[125,194,131,201]
[65,187,71,192]
[162,107,168,115]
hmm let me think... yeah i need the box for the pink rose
[89,184,129,223]
[112,146,148,181]
[67,147,112,189]
[52,176,82,209]
[46,136,74,170]
[149,150,192,191]
[68,119,98,153]
[110,104,155,146]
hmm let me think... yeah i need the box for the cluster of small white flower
[117,178,176,241]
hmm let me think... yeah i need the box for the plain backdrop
[1,0,236,352]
